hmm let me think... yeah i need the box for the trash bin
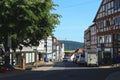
[44,57,49,62]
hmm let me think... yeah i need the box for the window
[106,20,110,26]
[105,35,112,43]
[118,34,120,40]
[114,34,120,40]
[98,22,104,29]
[108,35,112,42]
[99,37,104,43]
[114,16,120,25]
[105,36,108,43]
[114,0,120,9]
[105,4,108,13]
[76,56,79,58]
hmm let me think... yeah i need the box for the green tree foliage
[0,0,61,50]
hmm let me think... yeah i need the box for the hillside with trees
[60,40,84,50]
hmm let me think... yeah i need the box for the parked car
[77,54,85,65]
[79,56,85,65]
[73,58,76,62]
[74,55,80,63]
[63,57,71,62]
[63,58,68,62]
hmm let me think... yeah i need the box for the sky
[52,0,102,42]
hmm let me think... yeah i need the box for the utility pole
[45,39,47,58]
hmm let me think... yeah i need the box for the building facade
[52,36,65,61]
[84,27,91,52]
[59,42,65,61]
[90,24,97,52]
[52,36,57,61]
[37,39,46,61]
[46,36,53,60]
[84,0,120,64]
[0,35,64,69]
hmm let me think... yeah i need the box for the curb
[31,62,54,71]
[98,66,113,69]
[32,66,53,71]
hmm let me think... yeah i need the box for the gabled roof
[74,48,83,54]
[93,0,104,22]
[89,24,95,28]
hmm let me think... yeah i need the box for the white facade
[37,40,45,53]
[59,43,65,61]
[46,36,52,60]
[52,36,57,61]
[25,52,35,64]
[56,44,59,61]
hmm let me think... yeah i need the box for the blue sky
[53,0,102,42]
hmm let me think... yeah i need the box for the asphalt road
[0,61,120,80]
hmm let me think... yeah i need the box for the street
[0,61,120,80]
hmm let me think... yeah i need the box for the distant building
[52,36,57,61]
[6,35,64,69]
[46,36,52,60]
[37,39,46,61]
[59,42,65,61]
[74,48,83,54]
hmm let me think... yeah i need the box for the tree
[0,0,61,64]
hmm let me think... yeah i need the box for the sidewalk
[0,61,54,78]
[32,62,54,71]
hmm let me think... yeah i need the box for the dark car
[63,57,71,62]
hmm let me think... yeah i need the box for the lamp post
[45,40,47,58]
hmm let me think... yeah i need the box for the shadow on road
[1,61,120,80]
[1,66,120,80]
